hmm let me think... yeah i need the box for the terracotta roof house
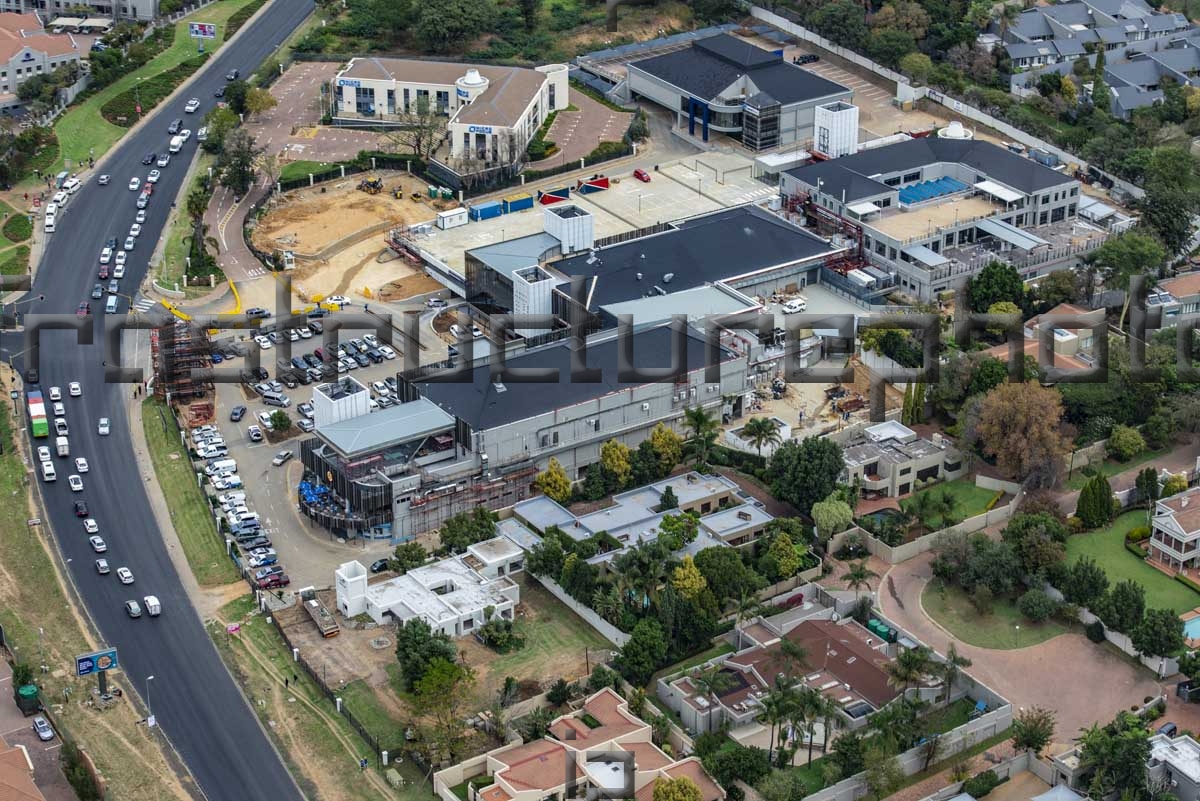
[984,302,1103,378]
[434,688,724,801]
[0,735,45,801]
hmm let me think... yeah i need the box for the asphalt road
[2,1,314,799]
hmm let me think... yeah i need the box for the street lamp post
[146,675,155,725]
[1015,624,1020,648]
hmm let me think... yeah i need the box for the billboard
[75,648,119,677]
[189,22,216,39]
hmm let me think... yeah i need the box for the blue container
[503,193,534,213]
[469,200,504,221]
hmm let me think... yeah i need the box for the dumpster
[428,184,439,199]
[469,200,504,221]
[439,187,454,200]
[15,684,40,716]
[503,193,534,213]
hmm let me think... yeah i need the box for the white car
[68,381,81,397]
[99,247,113,264]
[68,474,83,492]
[130,223,142,238]
[372,380,390,396]
[136,209,148,224]
[117,567,134,584]
[180,129,192,141]
[52,402,65,417]
[55,418,69,436]
[185,98,201,113]
[297,327,312,339]
[98,418,110,435]
[286,328,299,342]
[363,334,379,347]
[257,410,274,430]
[212,474,243,490]
[48,386,62,401]
[37,446,51,462]
[128,177,141,191]
[781,298,808,314]
[124,236,135,251]
[75,457,89,473]
[95,558,109,574]
[89,536,107,553]
[378,345,396,359]
[254,335,272,349]
[146,170,161,185]
[84,518,99,534]
[325,295,350,307]
[156,154,170,168]
[115,251,127,267]
[113,264,126,279]
[471,324,484,339]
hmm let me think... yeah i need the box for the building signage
[188,22,216,39]
[21,51,35,62]
[75,648,119,677]
[456,88,469,98]
[337,79,361,88]
[468,125,493,134]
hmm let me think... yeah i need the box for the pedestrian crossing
[244,266,268,279]
[133,298,157,313]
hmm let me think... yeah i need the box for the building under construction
[150,321,214,402]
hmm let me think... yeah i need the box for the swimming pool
[1184,616,1200,640]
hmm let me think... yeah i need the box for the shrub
[1176,573,1200,596]
[1127,526,1150,542]
[2,214,32,243]
[1018,588,1058,623]
[1086,620,1106,643]
[101,56,210,126]
[962,769,1004,798]
[1066,515,1085,534]
[226,0,267,37]
[1107,424,1146,462]
[547,677,571,705]
[1125,542,1148,559]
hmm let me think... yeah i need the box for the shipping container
[845,269,876,290]
[436,207,469,230]
[28,390,48,438]
[503,193,534,213]
[469,200,504,221]
[1029,148,1059,168]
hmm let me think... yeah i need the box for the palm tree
[732,590,765,650]
[904,490,939,532]
[805,690,839,764]
[938,642,973,703]
[592,585,621,623]
[935,488,960,527]
[760,681,796,763]
[779,638,809,680]
[690,665,733,702]
[683,406,719,466]
[742,417,782,457]
[842,560,878,601]
[887,646,935,695]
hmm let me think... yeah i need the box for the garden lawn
[1066,510,1199,613]
[47,0,262,178]
[279,160,339,182]
[337,678,404,745]
[1066,448,1169,490]
[912,478,1001,528]
[482,579,609,680]
[0,246,31,275]
[922,584,1070,649]
[0,201,21,248]
[652,642,735,683]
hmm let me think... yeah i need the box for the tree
[516,0,539,31]
[1100,579,1146,634]
[672,555,707,600]
[974,383,1069,488]
[812,497,853,540]
[770,438,844,513]
[1078,713,1152,798]
[1088,232,1166,329]
[1136,467,1160,522]
[742,417,782,457]
[244,87,278,117]
[899,51,932,83]
[938,642,972,702]
[600,439,632,489]
[223,78,249,115]
[200,106,238,154]
[1012,707,1056,755]
[659,485,679,511]
[831,731,865,776]
[765,531,802,580]
[1131,608,1185,657]
[871,0,930,37]
[1002,512,1069,577]
[867,28,917,69]
[695,547,765,605]
[863,741,904,800]
[1036,269,1079,309]
[1076,474,1116,529]
[1063,556,1109,608]
[416,658,476,759]
[967,261,1025,313]
[389,541,427,574]
[756,770,802,801]
[217,129,264,195]
[1018,588,1058,623]
[414,0,497,52]
[1060,77,1078,105]
[534,458,571,503]
[964,538,1022,596]
[985,300,1022,338]
[439,507,496,553]
[1164,473,1189,496]
[704,745,770,789]
[810,0,870,49]
[653,777,701,801]
[1142,146,1200,256]
[658,512,700,550]
[268,410,291,433]
[842,560,878,601]
[395,618,457,690]
[616,620,668,685]
[1107,425,1145,462]
[521,706,555,740]
[650,423,683,474]
[682,406,719,466]
[380,94,443,159]
[547,677,571,706]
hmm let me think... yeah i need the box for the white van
[63,177,81,194]
[168,135,185,154]
[44,203,58,217]
[197,126,208,142]
[143,595,162,617]
[55,436,69,457]
[52,190,68,206]
[105,295,119,314]
[41,461,56,482]
[205,458,237,476]
[44,215,56,234]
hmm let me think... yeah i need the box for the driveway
[532,91,633,168]
[0,661,76,801]
[1056,440,1200,514]
[880,551,1160,738]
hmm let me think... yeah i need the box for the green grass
[891,728,1014,794]
[910,479,1001,528]
[0,245,31,275]
[338,678,405,745]
[45,0,262,179]
[1066,510,1200,613]
[654,642,735,683]
[2,211,32,244]
[925,697,975,735]
[790,756,830,794]
[279,160,340,182]
[482,579,610,678]
[158,151,221,296]
[0,202,22,248]
[1066,448,1170,489]
[140,398,240,586]
[448,775,493,801]
[922,583,1071,649]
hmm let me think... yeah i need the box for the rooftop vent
[663,272,675,283]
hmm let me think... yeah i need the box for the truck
[55,436,69,457]
[27,391,48,438]
[168,135,185,154]
[304,597,340,638]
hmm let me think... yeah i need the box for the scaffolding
[150,321,214,402]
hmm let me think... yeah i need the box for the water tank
[455,69,490,104]
[938,121,974,140]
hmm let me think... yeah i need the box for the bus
[28,390,48,438]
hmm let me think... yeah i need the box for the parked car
[257,573,290,589]
[32,716,55,742]
[247,425,264,442]
[633,168,651,183]
[370,558,390,573]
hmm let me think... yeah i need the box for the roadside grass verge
[1065,448,1169,490]
[2,204,32,244]
[279,159,338,182]
[141,397,240,585]
[158,151,220,296]
[922,583,1070,649]
[0,245,31,275]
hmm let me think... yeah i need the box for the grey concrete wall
[536,575,629,646]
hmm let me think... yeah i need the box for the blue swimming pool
[1184,616,1200,640]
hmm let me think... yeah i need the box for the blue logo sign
[21,51,35,62]
[337,79,360,88]
[468,125,493,134]
[188,22,216,39]
[76,648,119,677]
[456,88,469,98]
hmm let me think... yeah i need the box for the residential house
[1148,486,1200,573]
[839,421,965,498]
[984,302,1104,377]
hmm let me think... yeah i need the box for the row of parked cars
[190,422,293,589]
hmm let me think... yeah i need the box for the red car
[257,573,290,590]
[76,302,91,316]
[633,168,651,183]
[141,183,153,197]
[98,264,110,280]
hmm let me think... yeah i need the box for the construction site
[151,320,215,407]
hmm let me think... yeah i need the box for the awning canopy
[81,17,114,28]
[846,201,882,216]
[973,179,1023,204]
[1078,195,1116,221]
[976,217,1051,251]
[50,16,85,26]
[904,244,949,267]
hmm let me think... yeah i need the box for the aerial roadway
[4,0,314,798]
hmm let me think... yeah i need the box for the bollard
[293,647,299,661]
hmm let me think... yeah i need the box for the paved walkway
[531,92,633,168]
[1056,440,1200,514]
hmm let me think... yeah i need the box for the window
[1039,211,1048,225]
[884,176,901,187]
[903,171,921,183]
[899,467,911,475]
[889,247,897,260]
[1070,186,1079,196]
[1041,194,1050,204]
[1068,203,1076,217]
[403,87,410,113]
[879,198,891,208]
[548,82,556,110]
[897,483,911,495]
[876,241,887,255]
[1013,214,1024,226]
[436,90,449,113]
[945,233,954,246]
[1051,206,1065,223]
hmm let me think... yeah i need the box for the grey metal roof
[599,284,755,326]
[550,205,838,308]
[318,397,455,457]
[417,324,733,431]
[467,232,563,281]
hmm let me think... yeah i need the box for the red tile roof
[493,739,580,791]
[1162,272,1200,300]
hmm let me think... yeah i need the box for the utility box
[436,208,469,230]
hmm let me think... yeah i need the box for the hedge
[526,110,559,161]
[2,214,32,243]
[101,55,210,126]
[1125,542,1148,559]
[225,0,267,38]
[1175,573,1200,596]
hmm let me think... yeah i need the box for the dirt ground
[288,239,435,301]
[750,359,904,438]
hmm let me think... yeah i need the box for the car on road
[247,425,264,442]
[53,401,65,416]
[115,250,127,267]
[91,283,103,300]
[97,418,110,435]
[426,297,448,309]
[272,450,293,466]
[128,177,141,191]
[98,174,110,185]
[246,307,271,319]
[142,153,156,165]
[226,68,240,80]
[37,446,51,461]
[107,280,119,296]
[49,386,62,401]
[84,518,99,534]
[256,573,290,589]
[68,381,81,397]
[143,595,161,617]
[157,152,171,167]
[75,457,89,473]
[185,97,201,113]
[325,295,350,307]
[180,129,192,142]
[68,474,83,491]
[214,85,225,98]
[230,405,247,422]
[95,558,109,574]
[33,716,55,742]
[89,536,106,552]
[117,567,134,584]
[146,170,160,185]
[125,600,141,618]
[168,119,183,135]
[633,168,651,182]
[124,236,135,251]
[99,247,113,264]
[74,500,88,517]
[370,558,390,573]
[137,193,149,209]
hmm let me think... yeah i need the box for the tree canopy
[769,438,845,513]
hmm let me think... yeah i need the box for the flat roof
[416,324,734,431]
[974,179,1024,204]
[318,398,455,457]
[467,231,563,281]
[1150,734,1200,783]
[870,195,999,240]
[551,205,838,308]
[904,244,949,268]
[599,284,756,326]
[977,217,1051,250]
